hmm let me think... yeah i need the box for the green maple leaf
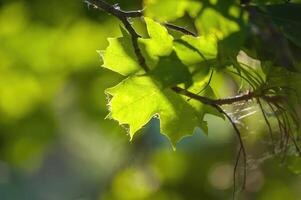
[101,18,174,76]
[106,75,206,147]
[101,27,140,76]
[101,16,216,147]
[139,17,174,58]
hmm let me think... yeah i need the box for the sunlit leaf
[139,17,174,57]
[102,27,141,76]
[106,75,206,146]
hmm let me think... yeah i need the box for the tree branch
[172,86,283,106]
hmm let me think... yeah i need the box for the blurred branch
[257,98,276,154]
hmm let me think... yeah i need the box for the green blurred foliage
[0,0,122,170]
[0,0,301,200]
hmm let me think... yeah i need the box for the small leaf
[139,17,174,58]
[102,27,141,76]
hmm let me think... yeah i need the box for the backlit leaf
[106,75,206,146]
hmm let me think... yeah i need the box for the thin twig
[267,102,285,153]
[213,105,247,193]
[257,98,276,154]
[164,22,198,37]
[197,69,214,95]
[187,69,214,102]
[172,86,283,106]
[233,146,243,199]
[283,112,301,156]
[174,39,211,68]
[281,115,290,163]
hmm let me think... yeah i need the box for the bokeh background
[0,0,301,199]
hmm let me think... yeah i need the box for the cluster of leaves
[103,17,223,146]
[95,0,301,152]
